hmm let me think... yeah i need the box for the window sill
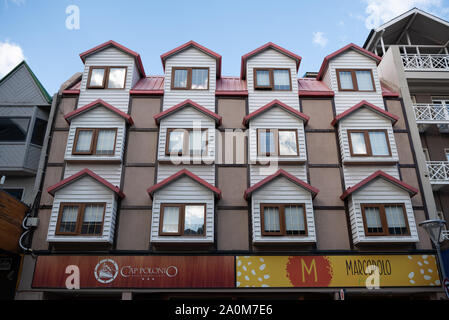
[151,237,213,244]
[251,158,306,165]
[253,237,316,244]
[47,235,112,243]
[65,157,122,164]
[355,236,419,245]
[158,157,215,165]
[343,158,398,165]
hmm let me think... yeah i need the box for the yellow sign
[236,255,440,288]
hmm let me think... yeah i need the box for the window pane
[1,188,23,201]
[189,130,207,154]
[31,119,47,146]
[369,131,389,156]
[75,130,93,153]
[107,67,126,89]
[0,118,30,142]
[273,70,291,90]
[279,131,298,156]
[259,130,275,154]
[356,70,374,91]
[168,130,184,154]
[96,129,116,155]
[59,205,79,233]
[162,206,180,233]
[350,132,367,155]
[184,205,205,235]
[385,205,407,235]
[256,70,270,87]
[89,68,105,87]
[263,207,280,233]
[365,206,383,234]
[81,204,104,235]
[173,69,188,88]
[191,69,208,89]
[285,205,305,235]
[338,71,353,90]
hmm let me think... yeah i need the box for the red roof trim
[331,100,399,126]
[129,90,164,96]
[215,90,248,96]
[317,43,382,80]
[47,168,125,199]
[298,90,334,97]
[244,169,319,200]
[79,40,146,77]
[382,91,399,98]
[62,89,80,95]
[154,99,222,125]
[64,99,134,125]
[241,42,302,79]
[147,169,221,199]
[243,99,309,126]
[340,170,418,200]
[160,41,222,78]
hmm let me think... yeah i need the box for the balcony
[413,104,449,124]
[401,54,449,71]
[426,161,449,190]
[442,230,449,242]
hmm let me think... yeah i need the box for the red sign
[32,255,234,289]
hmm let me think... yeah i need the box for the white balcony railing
[442,230,449,242]
[401,54,449,71]
[413,104,449,124]
[426,161,449,184]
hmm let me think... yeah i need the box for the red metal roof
[130,76,164,95]
[381,82,400,98]
[331,100,398,126]
[244,169,319,200]
[160,40,222,78]
[47,168,125,199]
[147,169,221,199]
[317,43,382,80]
[240,42,302,79]
[243,99,309,126]
[62,80,81,95]
[154,99,221,125]
[340,170,418,200]
[297,78,334,97]
[64,99,134,125]
[79,40,146,77]
[216,77,248,96]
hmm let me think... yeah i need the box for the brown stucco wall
[385,99,406,130]
[301,99,334,129]
[414,210,433,250]
[116,210,151,250]
[217,167,248,207]
[47,131,68,163]
[315,210,350,250]
[395,132,414,164]
[217,99,246,129]
[32,209,51,251]
[126,131,158,164]
[130,97,161,129]
[40,167,63,206]
[309,167,344,207]
[217,210,249,250]
[306,132,339,164]
[400,167,423,207]
[121,167,154,206]
[54,97,77,128]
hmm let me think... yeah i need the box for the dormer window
[361,204,410,236]
[336,69,375,92]
[348,129,390,157]
[254,68,291,91]
[159,203,206,236]
[166,128,208,156]
[257,129,298,156]
[261,204,307,236]
[87,66,127,89]
[73,128,117,155]
[171,67,209,90]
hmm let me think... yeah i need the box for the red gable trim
[241,42,302,79]
[298,90,334,97]
[47,168,125,199]
[340,170,418,200]
[154,99,222,125]
[316,43,382,80]
[243,100,309,126]
[64,99,134,125]
[160,40,222,78]
[381,82,400,98]
[79,40,146,77]
[331,100,398,126]
[147,169,221,199]
[244,169,319,200]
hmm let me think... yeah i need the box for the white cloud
[0,40,25,77]
[312,31,328,47]
[4,0,26,8]
[363,0,445,29]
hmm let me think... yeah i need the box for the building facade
[15,16,448,299]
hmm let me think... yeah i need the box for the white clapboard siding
[250,164,307,186]
[151,176,214,243]
[156,164,215,185]
[163,47,216,111]
[348,178,419,245]
[338,108,399,163]
[64,163,123,188]
[343,165,399,189]
[247,48,300,113]
[325,50,385,114]
[158,107,215,162]
[248,107,307,163]
[78,47,137,112]
[251,177,316,243]
[46,176,118,243]
[65,107,126,162]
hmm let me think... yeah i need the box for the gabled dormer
[160,41,221,112]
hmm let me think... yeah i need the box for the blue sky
[1,0,449,94]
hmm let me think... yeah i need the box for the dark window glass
[31,118,47,146]
[0,118,30,142]
[1,188,24,201]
